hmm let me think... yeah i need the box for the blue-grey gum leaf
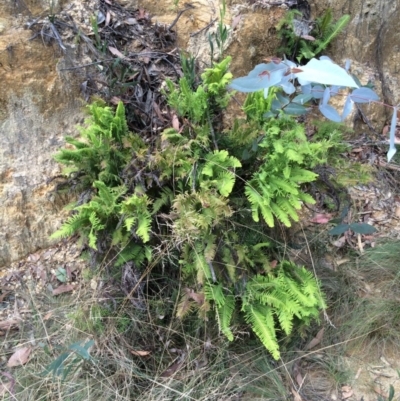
[292,94,313,104]
[301,84,312,94]
[283,103,307,115]
[322,87,331,106]
[387,106,397,162]
[319,104,341,122]
[311,85,324,99]
[341,96,353,121]
[276,93,290,106]
[350,87,379,103]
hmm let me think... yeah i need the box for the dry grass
[3,239,400,400]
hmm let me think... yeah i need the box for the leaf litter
[28,0,183,141]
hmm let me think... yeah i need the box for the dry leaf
[232,14,242,30]
[52,284,74,295]
[342,389,353,399]
[185,288,205,305]
[305,327,324,350]
[172,114,180,131]
[27,252,41,263]
[0,382,12,396]
[0,372,15,396]
[0,291,10,302]
[291,387,302,401]
[332,236,346,248]
[132,348,151,357]
[374,386,388,397]
[124,18,137,25]
[296,372,304,387]
[108,46,129,60]
[382,125,389,137]
[0,319,20,330]
[105,10,111,26]
[336,258,350,266]
[110,96,123,105]
[43,312,53,321]
[7,347,31,367]
[310,213,332,224]
[160,360,183,378]
[341,385,353,399]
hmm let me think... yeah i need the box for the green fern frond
[50,213,89,239]
[245,184,274,226]
[276,197,300,222]
[152,187,174,214]
[215,172,236,197]
[217,295,235,341]
[314,14,350,55]
[244,304,280,360]
[120,193,152,243]
[270,202,291,227]
[114,243,147,267]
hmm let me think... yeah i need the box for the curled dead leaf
[7,347,31,367]
[52,284,74,295]
[310,213,332,224]
[305,327,324,350]
[185,288,205,305]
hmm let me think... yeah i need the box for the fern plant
[244,115,332,227]
[52,57,332,360]
[277,8,350,63]
[54,101,135,190]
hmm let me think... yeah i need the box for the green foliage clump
[52,57,329,359]
[244,116,331,227]
[312,121,374,187]
[277,8,350,62]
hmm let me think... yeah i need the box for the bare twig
[190,18,218,37]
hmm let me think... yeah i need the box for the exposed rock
[0,2,84,266]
